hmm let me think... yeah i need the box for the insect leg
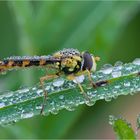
[86,69,97,88]
[67,74,90,102]
[40,74,59,115]
[74,78,91,102]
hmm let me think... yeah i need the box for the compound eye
[82,52,93,71]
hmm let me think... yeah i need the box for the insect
[0,48,100,114]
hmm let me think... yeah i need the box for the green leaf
[0,59,140,125]
[109,115,136,139]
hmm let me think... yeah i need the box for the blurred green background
[0,1,140,139]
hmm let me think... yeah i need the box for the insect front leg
[40,73,59,115]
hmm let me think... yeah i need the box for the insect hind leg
[40,74,59,115]
[86,69,97,88]
[75,78,91,102]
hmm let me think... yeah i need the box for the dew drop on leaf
[59,95,64,100]
[112,71,122,78]
[124,82,130,87]
[21,112,34,119]
[73,75,85,83]
[53,78,65,87]
[133,58,140,65]
[50,108,59,115]
[45,85,50,91]
[105,96,112,102]
[114,61,123,70]
[100,64,113,74]
[85,100,96,106]
[36,89,43,95]
[0,102,5,108]
[109,115,115,125]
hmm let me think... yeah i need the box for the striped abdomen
[0,56,61,73]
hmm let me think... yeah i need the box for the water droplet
[124,82,130,87]
[1,71,7,75]
[18,88,29,94]
[130,91,135,96]
[125,66,132,71]
[133,58,140,65]
[87,91,92,96]
[36,104,42,110]
[114,85,121,89]
[45,85,50,91]
[137,114,140,129]
[99,95,105,99]
[0,102,5,108]
[113,94,118,99]
[59,95,64,100]
[100,64,113,74]
[85,100,95,106]
[109,115,115,125]
[32,87,37,91]
[73,75,85,84]
[21,112,34,119]
[50,108,59,115]
[65,106,76,111]
[53,78,65,87]
[105,96,112,102]
[112,71,122,78]
[50,100,55,106]
[114,61,123,70]
[4,92,13,98]
[36,89,43,95]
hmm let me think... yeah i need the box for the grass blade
[0,59,140,125]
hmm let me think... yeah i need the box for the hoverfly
[0,48,100,114]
